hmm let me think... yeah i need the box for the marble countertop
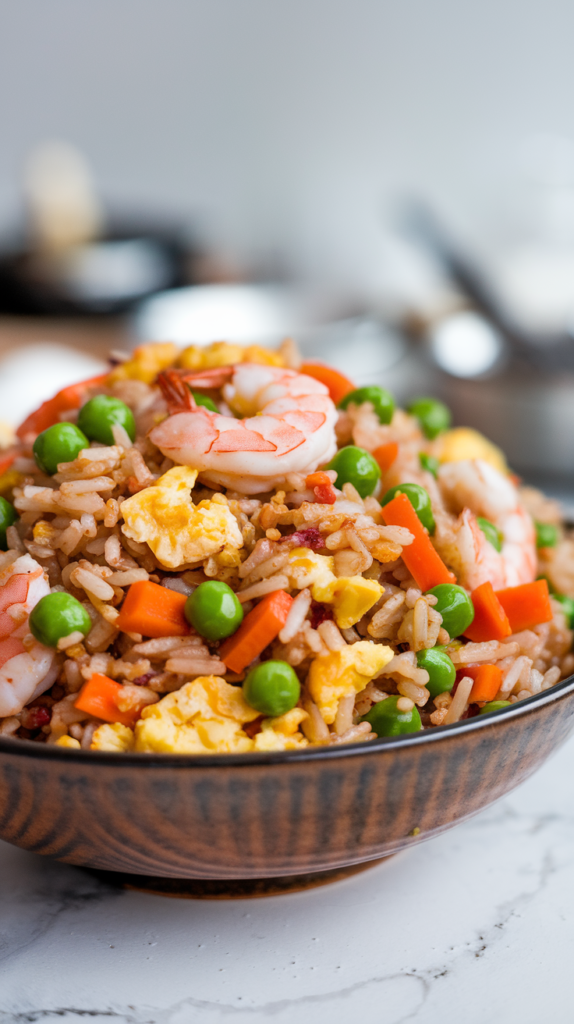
[2,735,574,1024]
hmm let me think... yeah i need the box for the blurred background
[2,0,574,499]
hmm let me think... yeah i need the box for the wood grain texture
[1,682,573,879]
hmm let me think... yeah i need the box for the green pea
[479,700,512,715]
[381,483,435,534]
[361,695,422,737]
[554,594,574,629]
[477,517,503,553]
[33,422,89,475]
[0,496,17,551]
[243,660,300,717]
[425,583,474,638]
[29,592,92,648]
[408,397,451,439]
[419,452,439,478]
[77,395,136,446]
[184,581,243,641]
[190,390,218,413]
[326,445,381,499]
[416,647,456,698]
[535,521,559,549]
[338,386,395,425]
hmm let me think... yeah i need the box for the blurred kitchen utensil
[132,282,420,389]
[395,199,574,487]
[399,199,574,370]
[0,142,191,316]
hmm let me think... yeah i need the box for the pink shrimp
[150,363,338,494]
[0,554,57,718]
[433,459,536,590]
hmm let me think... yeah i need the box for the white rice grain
[165,656,227,675]
[317,619,347,651]
[499,656,531,696]
[451,641,520,665]
[105,568,149,586]
[57,630,85,651]
[238,538,276,579]
[133,636,205,657]
[412,597,429,651]
[330,722,373,744]
[59,477,115,495]
[397,679,430,706]
[236,575,289,603]
[334,694,355,735]
[71,566,115,601]
[279,588,312,644]
[241,549,290,587]
[542,665,561,690]
[111,423,133,448]
[444,676,473,724]
[301,700,330,743]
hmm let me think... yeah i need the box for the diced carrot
[220,590,293,673]
[299,363,355,405]
[373,442,399,473]
[16,373,109,439]
[457,664,503,704]
[495,579,553,634]
[117,580,190,637]
[469,664,503,703]
[0,451,16,478]
[74,673,142,727]
[306,471,337,505]
[380,492,456,591]
[464,581,512,643]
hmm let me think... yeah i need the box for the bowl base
[90,858,389,899]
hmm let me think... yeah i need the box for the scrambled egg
[55,735,81,749]
[91,722,135,752]
[309,641,394,724]
[133,676,259,754]
[108,342,180,384]
[436,427,507,475]
[286,548,383,629]
[178,341,285,370]
[120,466,243,569]
[88,679,311,754]
[253,708,309,751]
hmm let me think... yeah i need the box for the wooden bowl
[1,678,574,881]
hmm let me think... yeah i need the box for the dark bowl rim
[1,672,574,768]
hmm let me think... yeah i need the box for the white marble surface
[2,735,574,1024]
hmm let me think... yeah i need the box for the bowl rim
[1,672,574,769]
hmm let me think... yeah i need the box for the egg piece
[178,341,285,371]
[108,342,180,384]
[55,735,81,749]
[286,548,383,628]
[309,641,394,724]
[120,466,243,569]
[287,547,336,593]
[133,675,258,754]
[436,427,507,474]
[253,708,309,751]
[329,577,384,630]
[90,722,135,752]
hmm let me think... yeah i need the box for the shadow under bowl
[1,678,574,881]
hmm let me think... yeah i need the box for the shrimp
[150,363,338,494]
[0,554,57,718]
[433,459,536,590]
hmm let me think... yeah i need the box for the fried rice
[0,337,572,754]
